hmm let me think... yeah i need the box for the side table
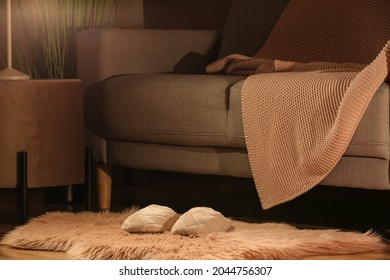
[0,79,90,223]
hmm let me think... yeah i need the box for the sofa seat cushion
[100,74,244,146]
[227,81,390,160]
[100,73,389,159]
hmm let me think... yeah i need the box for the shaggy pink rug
[0,208,385,260]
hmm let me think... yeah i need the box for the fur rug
[0,208,385,260]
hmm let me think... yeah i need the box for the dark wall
[115,0,145,28]
[143,0,233,30]
[115,0,233,30]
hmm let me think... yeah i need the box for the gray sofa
[77,0,390,210]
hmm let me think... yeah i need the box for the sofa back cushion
[258,0,390,64]
[218,0,290,58]
[221,0,390,64]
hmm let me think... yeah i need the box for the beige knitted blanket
[207,0,390,209]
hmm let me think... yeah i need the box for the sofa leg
[97,164,112,211]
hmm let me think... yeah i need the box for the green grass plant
[14,0,119,78]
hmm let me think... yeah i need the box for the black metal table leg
[85,147,93,211]
[17,151,28,224]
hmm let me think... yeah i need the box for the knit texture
[207,0,390,209]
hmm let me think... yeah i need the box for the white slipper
[121,204,179,233]
[171,207,233,236]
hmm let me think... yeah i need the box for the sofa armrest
[76,28,221,88]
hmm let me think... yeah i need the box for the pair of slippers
[121,204,234,236]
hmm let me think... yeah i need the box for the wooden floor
[1,169,390,260]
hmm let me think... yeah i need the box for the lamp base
[0,66,30,80]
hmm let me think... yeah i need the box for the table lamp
[0,0,30,80]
